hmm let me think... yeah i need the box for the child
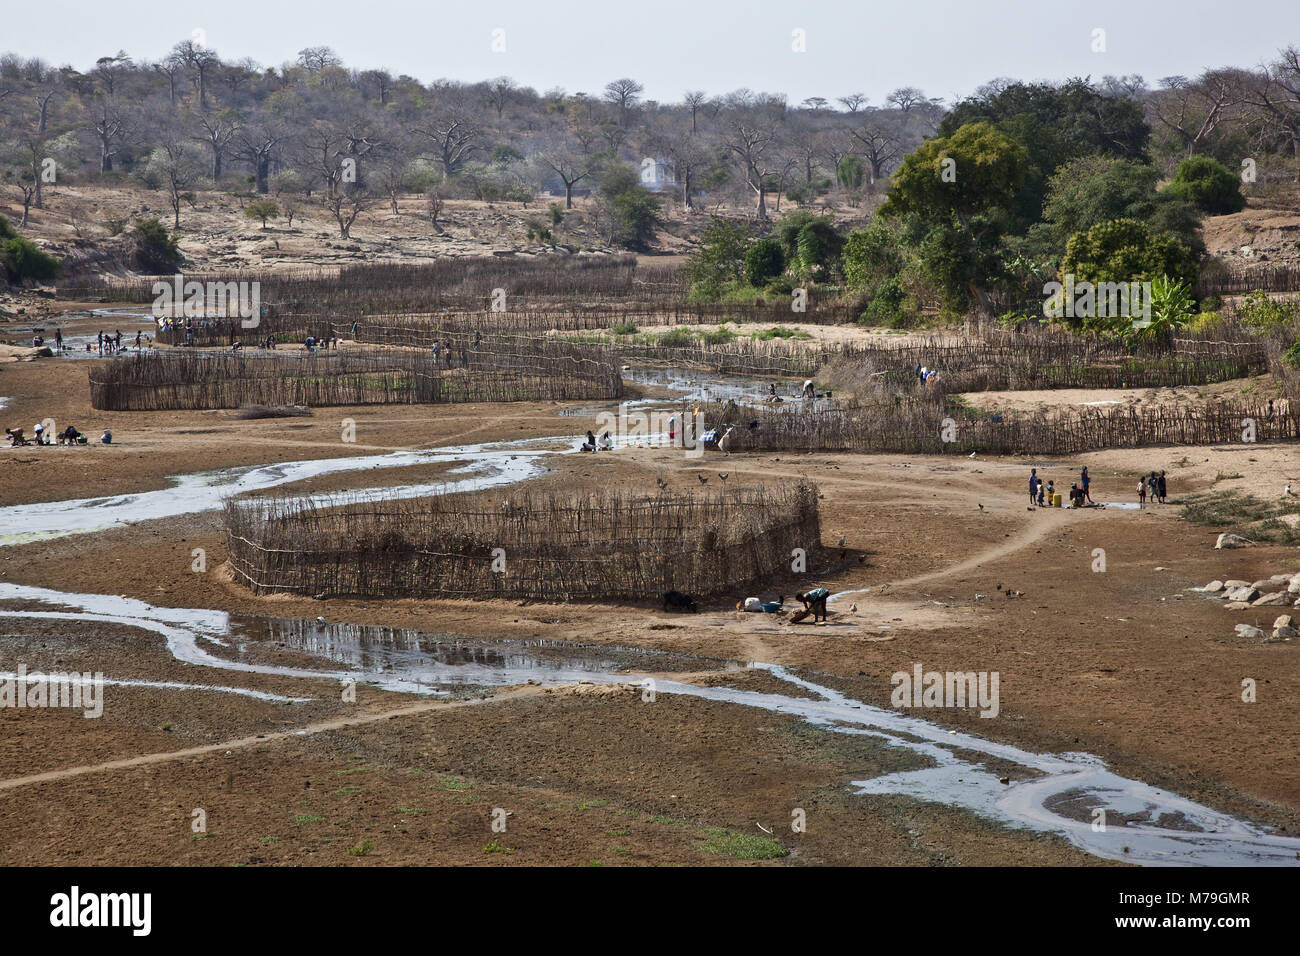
[1138,477,1147,506]
[1029,468,1040,505]
[1037,480,1046,507]
[1045,480,1055,505]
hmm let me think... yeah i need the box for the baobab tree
[603,77,643,128]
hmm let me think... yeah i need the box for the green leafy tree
[244,199,280,229]
[842,219,904,291]
[794,220,845,277]
[879,121,1028,230]
[1162,155,1246,215]
[1059,218,1196,288]
[130,218,184,273]
[0,215,60,282]
[937,79,1149,226]
[684,218,750,296]
[837,155,864,189]
[744,237,785,286]
[594,163,661,249]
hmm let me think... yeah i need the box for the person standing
[1148,471,1159,504]
[97,331,103,353]
[1080,466,1093,504]
[1138,476,1147,507]
[54,328,63,350]
[1029,468,1040,506]
[1158,470,1167,504]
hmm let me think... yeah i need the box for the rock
[1225,586,1260,602]
[1235,624,1266,639]
[1250,579,1273,590]
[1275,626,1300,639]
[1275,615,1294,629]
[1223,602,1252,610]
[1215,533,1251,549]
[1224,580,1250,589]
[1269,574,1292,584]
[1203,580,1225,593]
[1288,577,1300,594]
[1253,592,1291,607]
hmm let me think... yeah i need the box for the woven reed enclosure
[89,342,623,410]
[706,398,1299,456]
[223,483,821,602]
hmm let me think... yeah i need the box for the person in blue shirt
[1029,468,1040,505]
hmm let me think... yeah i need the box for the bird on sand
[836,535,846,548]
[656,477,667,489]
[698,475,708,484]
[978,503,984,511]
[718,473,728,483]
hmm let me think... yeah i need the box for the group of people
[1138,470,1169,505]
[580,429,614,452]
[1029,466,1097,508]
[5,424,103,446]
[1027,465,1169,508]
[914,364,940,387]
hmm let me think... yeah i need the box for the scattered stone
[1224,579,1250,589]
[1250,579,1273,590]
[1225,586,1260,603]
[1215,533,1251,549]
[1253,592,1290,607]
[1224,602,1252,610]
[1235,624,1266,639]
[1204,580,1224,592]
[1269,574,1293,585]
[1275,626,1299,639]
[1275,615,1293,629]
[1288,578,1300,595]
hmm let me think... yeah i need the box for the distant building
[639,157,676,192]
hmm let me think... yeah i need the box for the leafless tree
[603,77,643,127]
[1147,71,1239,156]
[837,92,867,114]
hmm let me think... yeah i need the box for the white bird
[1286,484,1293,497]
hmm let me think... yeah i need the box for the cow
[662,590,698,613]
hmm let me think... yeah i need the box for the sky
[8,0,1300,106]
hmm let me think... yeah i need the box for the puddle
[4,582,1300,866]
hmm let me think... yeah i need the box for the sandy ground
[3,344,1300,866]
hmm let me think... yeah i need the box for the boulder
[1269,574,1293,585]
[1235,624,1266,639]
[1224,580,1250,589]
[1203,580,1225,593]
[1288,577,1300,594]
[1275,625,1300,639]
[1224,601,1253,610]
[1225,586,1260,603]
[1250,579,1273,590]
[1253,592,1291,607]
[1275,615,1294,629]
[1215,533,1251,549]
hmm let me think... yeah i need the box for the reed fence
[89,343,622,410]
[224,482,821,602]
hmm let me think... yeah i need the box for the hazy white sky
[10,0,1300,105]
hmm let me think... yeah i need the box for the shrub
[699,325,737,345]
[1163,156,1246,215]
[0,216,60,282]
[610,321,639,335]
[130,218,184,273]
[794,220,845,277]
[1060,218,1196,289]
[860,276,905,326]
[1237,290,1300,330]
[684,218,749,293]
[244,199,279,229]
[744,237,785,286]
